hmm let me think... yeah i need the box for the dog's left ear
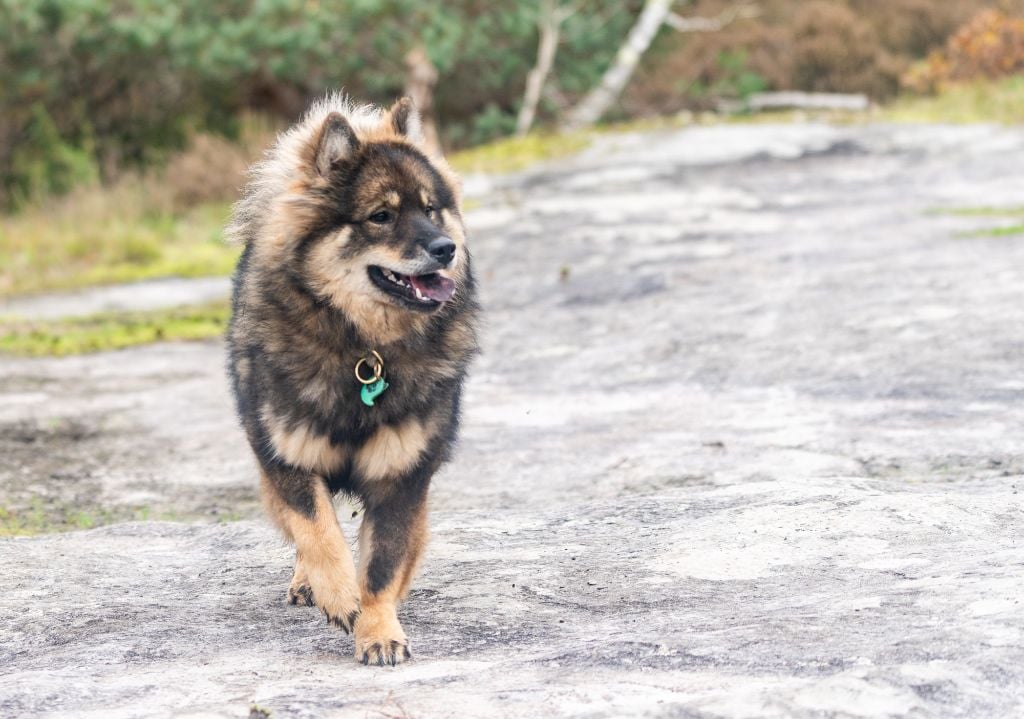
[389,97,424,145]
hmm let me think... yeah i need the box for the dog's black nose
[427,237,456,266]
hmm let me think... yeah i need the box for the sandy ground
[1,122,1023,718]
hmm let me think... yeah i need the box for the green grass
[449,131,594,174]
[884,77,1024,125]
[0,194,238,298]
[448,114,693,175]
[929,204,1024,238]
[0,300,230,356]
[0,500,177,536]
[956,223,1024,238]
[931,205,1024,218]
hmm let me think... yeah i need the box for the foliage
[625,0,1000,116]
[0,0,637,207]
[903,9,1024,92]
[686,50,767,105]
[3,0,1024,212]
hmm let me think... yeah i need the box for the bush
[904,9,1024,92]
[0,0,638,208]
[789,2,906,98]
[624,0,996,115]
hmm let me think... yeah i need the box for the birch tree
[561,0,759,131]
[560,0,673,131]
[515,0,578,137]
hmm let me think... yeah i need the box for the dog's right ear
[314,113,359,175]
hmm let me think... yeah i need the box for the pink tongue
[409,273,455,302]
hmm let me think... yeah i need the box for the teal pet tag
[360,378,389,406]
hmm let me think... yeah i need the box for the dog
[226,94,479,665]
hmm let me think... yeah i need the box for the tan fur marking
[442,209,466,247]
[385,190,401,208]
[263,474,360,630]
[262,404,346,473]
[354,418,431,483]
[303,242,431,344]
[252,191,326,263]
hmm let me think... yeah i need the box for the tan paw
[303,569,360,633]
[286,562,315,607]
[354,607,410,666]
[318,590,361,634]
[287,582,315,607]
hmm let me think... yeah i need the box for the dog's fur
[226,94,479,665]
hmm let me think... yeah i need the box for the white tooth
[414,286,425,300]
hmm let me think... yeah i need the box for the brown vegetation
[904,9,1024,92]
[625,0,1023,116]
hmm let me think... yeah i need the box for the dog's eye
[424,205,436,217]
[368,210,392,224]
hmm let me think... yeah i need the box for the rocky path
[1,123,1023,718]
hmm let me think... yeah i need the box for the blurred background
[2,1,1024,312]
[1,0,1024,530]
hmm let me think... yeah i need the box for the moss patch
[0,501,179,537]
[929,205,1024,238]
[450,131,594,174]
[0,301,230,357]
[956,223,1024,238]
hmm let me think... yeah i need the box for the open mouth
[368,266,456,310]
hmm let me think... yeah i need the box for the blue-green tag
[361,378,389,406]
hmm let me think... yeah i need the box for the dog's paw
[287,582,315,607]
[354,608,410,666]
[317,582,361,634]
[358,639,411,667]
[290,561,360,632]
[324,604,361,634]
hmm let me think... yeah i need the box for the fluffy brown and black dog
[226,95,479,665]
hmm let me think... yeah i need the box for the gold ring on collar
[354,351,384,385]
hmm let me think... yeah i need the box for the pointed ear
[314,113,358,175]
[389,97,424,144]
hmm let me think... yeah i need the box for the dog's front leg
[261,468,361,632]
[354,482,429,666]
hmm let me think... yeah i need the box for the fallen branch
[665,3,759,33]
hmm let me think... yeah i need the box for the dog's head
[246,98,470,342]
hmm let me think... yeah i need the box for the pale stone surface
[2,123,1023,717]
[0,276,231,320]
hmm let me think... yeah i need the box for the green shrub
[0,0,638,208]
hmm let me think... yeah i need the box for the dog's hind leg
[353,487,429,666]
[261,468,360,632]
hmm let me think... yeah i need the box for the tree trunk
[404,46,441,155]
[561,0,673,131]
[515,0,565,137]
